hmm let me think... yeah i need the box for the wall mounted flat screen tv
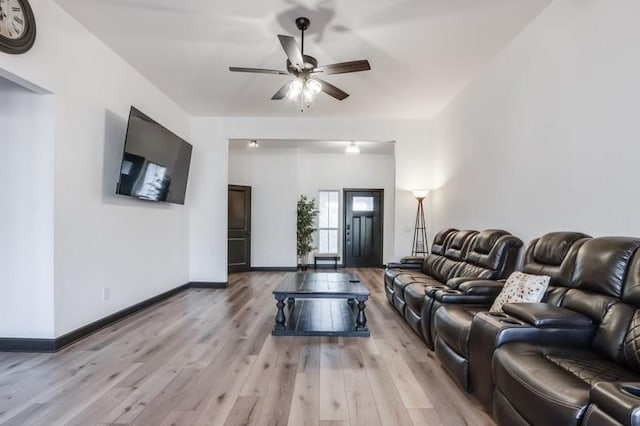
[116,107,193,204]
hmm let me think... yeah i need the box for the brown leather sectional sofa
[385,229,640,425]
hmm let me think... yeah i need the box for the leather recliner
[433,231,591,393]
[468,237,640,425]
[392,229,478,316]
[383,228,458,306]
[402,230,523,348]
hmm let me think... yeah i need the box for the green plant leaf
[297,195,319,258]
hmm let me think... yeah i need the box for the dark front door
[228,185,251,273]
[344,189,383,267]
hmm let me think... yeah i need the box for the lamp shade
[412,190,429,200]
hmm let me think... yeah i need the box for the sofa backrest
[620,256,640,371]
[421,228,457,275]
[430,228,458,256]
[425,230,477,282]
[445,230,478,260]
[561,237,640,363]
[523,232,592,285]
[523,232,592,305]
[453,230,523,280]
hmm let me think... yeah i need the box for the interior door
[344,189,383,267]
[228,185,251,273]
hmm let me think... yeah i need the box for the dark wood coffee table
[271,272,370,337]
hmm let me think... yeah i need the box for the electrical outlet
[404,225,412,233]
[103,287,110,300]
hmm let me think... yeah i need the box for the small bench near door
[314,254,340,270]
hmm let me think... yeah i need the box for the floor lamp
[411,190,429,256]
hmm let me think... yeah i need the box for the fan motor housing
[287,55,318,74]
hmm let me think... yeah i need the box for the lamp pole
[411,190,429,256]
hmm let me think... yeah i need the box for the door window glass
[352,196,374,211]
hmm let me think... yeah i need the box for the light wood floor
[0,269,494,425]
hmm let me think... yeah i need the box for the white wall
[228,148,299,267]
[298,152,396,264]
[0,78,55,338]
[190,117,432,283]
[228,148,396,267]
[0,0,191,337]
[430,0,640,243]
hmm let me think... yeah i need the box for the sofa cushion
[426,256,463,283]
[405,281,438,314]
[490,272,550,312]
[392,274,429,297]
[434,305,482,356]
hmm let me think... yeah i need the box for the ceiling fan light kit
[229,16,371,111]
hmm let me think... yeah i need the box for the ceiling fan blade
[229,67,289,75]
[277,35,304,70]
[271,82,291,100]
[313,60,371,75]
[317,79,349,100]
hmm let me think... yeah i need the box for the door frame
[342,188,384,268]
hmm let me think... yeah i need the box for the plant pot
[299,255,309,271]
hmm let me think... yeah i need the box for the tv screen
[116,107,193,204]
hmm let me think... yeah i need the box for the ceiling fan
[229,17,371,107]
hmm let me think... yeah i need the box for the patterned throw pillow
[489,271,551,313]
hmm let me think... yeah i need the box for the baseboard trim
[0,281,228,353]
[188,281,227,289]
[251,267,298,272]
[0,338,57,352]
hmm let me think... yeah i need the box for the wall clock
[0,0,36,54]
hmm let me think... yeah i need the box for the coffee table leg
[275,295,286,330]
[356,300,368,331]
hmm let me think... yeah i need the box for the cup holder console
[482,312,522,326]
[425,285,448,295]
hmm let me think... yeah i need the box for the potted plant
[297,195,318,270]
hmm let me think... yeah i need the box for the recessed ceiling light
[345,141,360,154]
[248,140,259,148]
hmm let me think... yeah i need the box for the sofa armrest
[589,382,640,425]
[503,303,593,329]
[400,255,425,265]
[434,289,496,305]
[458,280,505,297]
[447,276,482,289]
[386,262,422,270]
[386,262,423,270]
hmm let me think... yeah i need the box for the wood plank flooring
[0,269,494,425]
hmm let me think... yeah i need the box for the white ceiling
[229,139,395,155]
[54,0,551,119]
